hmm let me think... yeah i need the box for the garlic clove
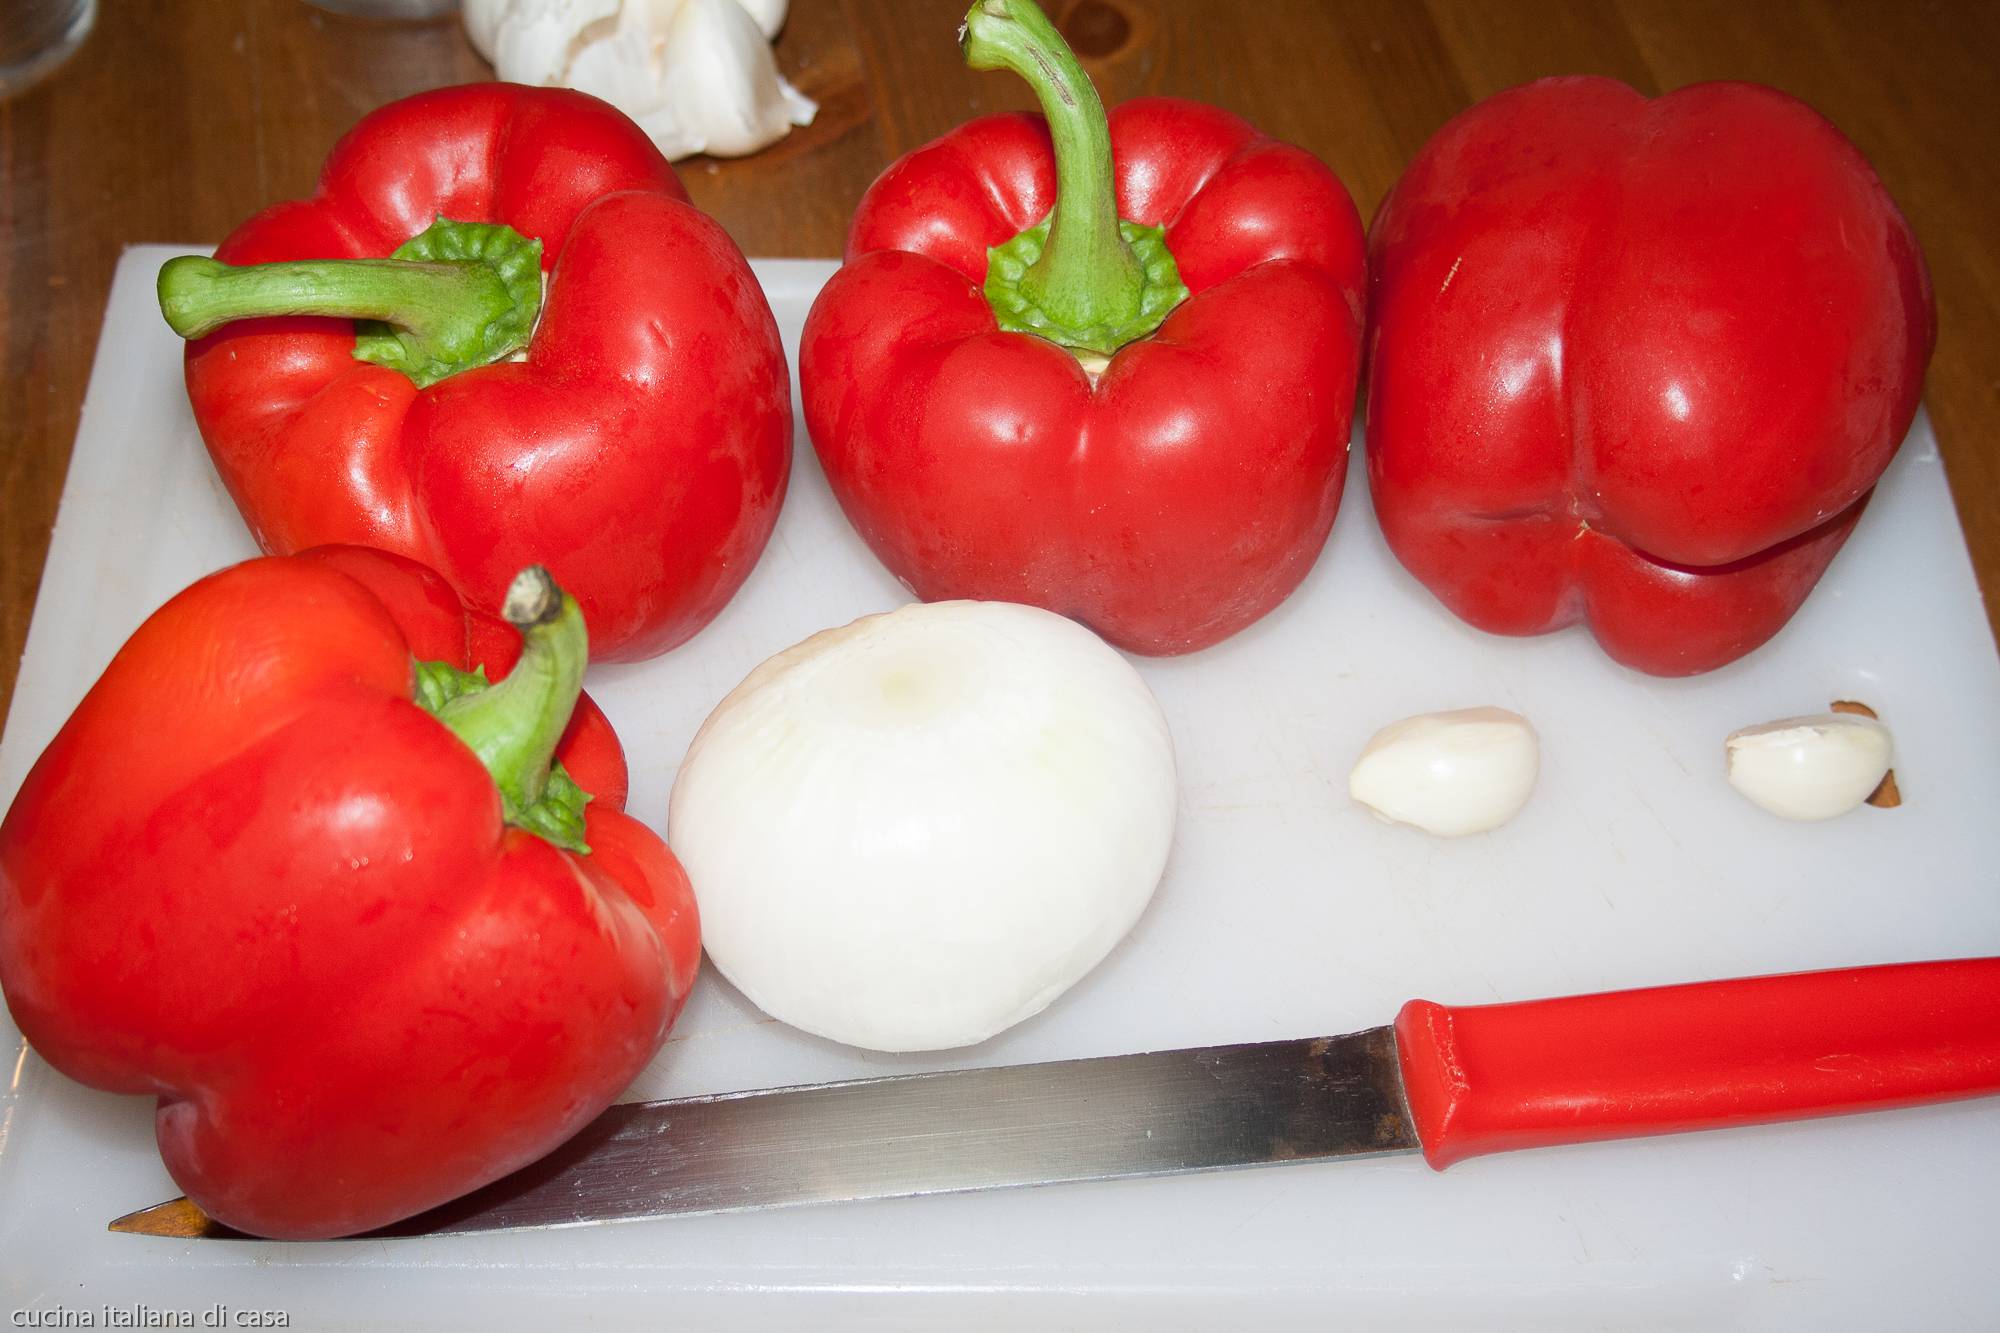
[732,0,788,40]
[637,0,814,158]
[473,0,816,162]
[463,0,504,60]
[1348,706,1539,838]
[467,0,621,88]
[1725,713,1894,821]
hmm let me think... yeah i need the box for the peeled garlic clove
[1725,713,1893,821]
[1348,707,1539,837]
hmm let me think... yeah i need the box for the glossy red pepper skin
[1366,77,1935,676]
[800,99,1367,655]
[185,84,791,662]
[0,548,700,1240]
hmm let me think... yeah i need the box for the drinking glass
[0,0,95,99]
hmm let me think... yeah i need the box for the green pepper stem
[963,0,1140,327]
[962,0,1185,356]
[156,217,544,389]
[158,255,504,340]
[434,567,587,824]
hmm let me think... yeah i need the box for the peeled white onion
[1725,713,1893,821]
[1348,706,1540,837]
[667,601,1178,1053]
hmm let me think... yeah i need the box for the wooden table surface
[2,0,1995,723]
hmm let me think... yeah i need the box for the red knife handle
[1393,957,2000,1169]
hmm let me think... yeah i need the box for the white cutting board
[2,248,1997,1331]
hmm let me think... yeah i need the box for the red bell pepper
[799,0,1365,654]
[0,547,701,1239]
[1366,77,1934,675]
[156,83,791,663]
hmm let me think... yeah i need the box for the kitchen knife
[109,956,2000,1238]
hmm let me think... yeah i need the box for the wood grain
[2,0,1995,727]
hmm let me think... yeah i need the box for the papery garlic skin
[464,0,616,87]
[465,0,817,161]
[1349,706,1539,837]
[731,0,786,38]
[1725,713,1893,821]
[668,601,1178,1054]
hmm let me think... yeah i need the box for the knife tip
[108,1196,224,1238]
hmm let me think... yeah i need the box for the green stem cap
[961,0,1186,357]
[156,217,544,389]
[418,567,594,854]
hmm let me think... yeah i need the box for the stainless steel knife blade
[112,1027,1417,1237]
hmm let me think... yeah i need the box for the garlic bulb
[1348,707,1540,837]
[668,601,1178,1053]
[464,0,817,160]
[1725,713,1893,821]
